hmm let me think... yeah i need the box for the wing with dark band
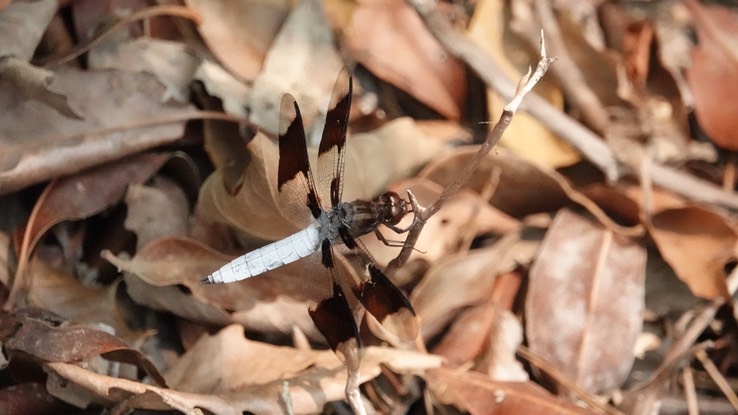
[355,264,418,341]
[316,67,352,208]
[278,94,323,220]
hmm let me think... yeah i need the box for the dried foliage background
[1,0,738,414]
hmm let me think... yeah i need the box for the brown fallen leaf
[185,0,289,81]
[434,301,528,382]
[27,256,138,343]
[343,0,467,120]
[88,37,201,104]
[411,235,523,340]
[526,209,646,394]
[418,147,569,217]
[167,324,441,409]
[0,382,61,415]
[124,176,191,249]
[7,153,170,309]
[685,0,738,150]
[427,367,598,414]
[248,0,344,135]
[647,206,733,300]
[45,325,441,414]
[0,67,193,195]
[1,310,165,386]
[419,146,644,237]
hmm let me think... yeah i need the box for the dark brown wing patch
[316,66,352,207]
[354,264,418,341]
[309,280,361,355]
[278,94,322,220]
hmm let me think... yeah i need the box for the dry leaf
[427,367,598,415]
[1,311,165,386]
[411,236,521,340]
[0,0,57,61]
[343,0,466,120]
[186,0,290,81]
[685,0,738,149]
[526,209,646,394]
[88,38,201,103]
[0,68,192,195]
[8,153,170,309]
[647,206,733,300]
[103,237,320,338]
[248,0,344,137]
[419,147,569,217]
[0,382,59,414]
[124,176,191,249]
[27,257,138,343]
[434,303,528,382]
[46,338,440,414]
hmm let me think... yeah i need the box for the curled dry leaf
[419,147,641,235]
[647,206,733,300]
[46,361,239,415]
[45,337,440,415]
[685,0,738,149]
[1,311,165,386]
[343,0,467,120]
[526,209,646,394]
[166,324,441,412]
[198,118,443,242]
[0,67,193,195]
[166,324,338,393]
[427,367,598,415]
[412,234,522,340]
[27,257,138,343]
[185,0,290,81]
[88,38,201,103]
[434,302,528,382]
[0,382,59,415]
[418,147,569,218]
[0,0,57,61]
[8,153,170,308]
[124,176,191,249]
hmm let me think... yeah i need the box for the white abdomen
[204,223,321,284]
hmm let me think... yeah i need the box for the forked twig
[384,33,556,276]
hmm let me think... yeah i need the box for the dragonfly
[203,67,418,356]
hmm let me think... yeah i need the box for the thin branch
[406,0,619,181]
[385,34,555,276]
[407,0,738,211]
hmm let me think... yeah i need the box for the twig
[385,33,555,276]
[622,269,738,413]
[406,0,618,181]
[407,0,738,211]
[695,348,738,411]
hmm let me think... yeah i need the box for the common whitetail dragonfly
[203,67,418,355]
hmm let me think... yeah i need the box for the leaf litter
[1,0,738,414]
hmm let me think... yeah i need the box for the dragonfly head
[375,191,409,226]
